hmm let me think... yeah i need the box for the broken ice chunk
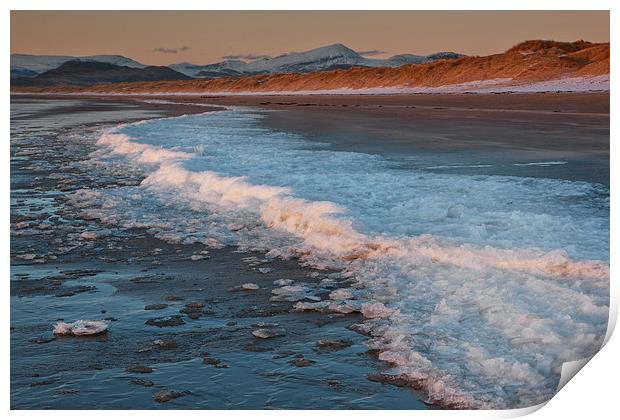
[53,320,110,336]
[273,278,294,286]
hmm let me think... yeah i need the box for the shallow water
[262,104,610,186]
[71,104,610,408]
[12,264,422,409]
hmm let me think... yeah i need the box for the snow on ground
[48,75,609,97]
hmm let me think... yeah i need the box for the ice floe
[53,320,109,336]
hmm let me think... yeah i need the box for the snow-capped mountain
[169,60,247,78]
[242,43,363,73]
[169,44,463,78]
[11,45,463,81]
[168,44,365,77]
[11,54,146,78]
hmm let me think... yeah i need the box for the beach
[10,92,610,409]
[10,95,428,409]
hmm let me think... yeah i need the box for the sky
[11,11,610,65]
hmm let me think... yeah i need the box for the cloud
[358,49,385,56]
[153,46,190,54]
[222,53,271,60]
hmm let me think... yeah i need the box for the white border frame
[3,2,617,419]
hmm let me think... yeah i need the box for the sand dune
[12,40,609,94]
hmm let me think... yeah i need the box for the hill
[10,53,146,78]
[11,60,191,87]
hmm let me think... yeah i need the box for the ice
[513,161,569,167]
[361,302,395,319]
[294,300,362,314]
[270,284,319,302]
[80,231,99,240]
[329,288,354,300]
[273,278,294,286]
[17,253,37,260]
[80,229,110,241]
[53,320,109,336]
[252,327,287,339]
[72,106,609,409]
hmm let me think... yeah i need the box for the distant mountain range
[11,60,190,87]
[169,44,463,77]
[11,43,463,86]
[13,40,608,94]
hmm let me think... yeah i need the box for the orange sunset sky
[11,10,610,65]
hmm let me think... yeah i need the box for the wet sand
[15,91,610,113]
[10,95,220,121]
[176,91,610,114]
[10,96,428,409]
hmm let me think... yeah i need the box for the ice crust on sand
[53,320,109,336]
[72,107,610,409]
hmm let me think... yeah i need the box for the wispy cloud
[222,53,271,60]
[153,46,190,54]
[358,49,385,56]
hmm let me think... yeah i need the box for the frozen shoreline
[78,100,608,408]
[10,96,428,409]
[9,94,604,410]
